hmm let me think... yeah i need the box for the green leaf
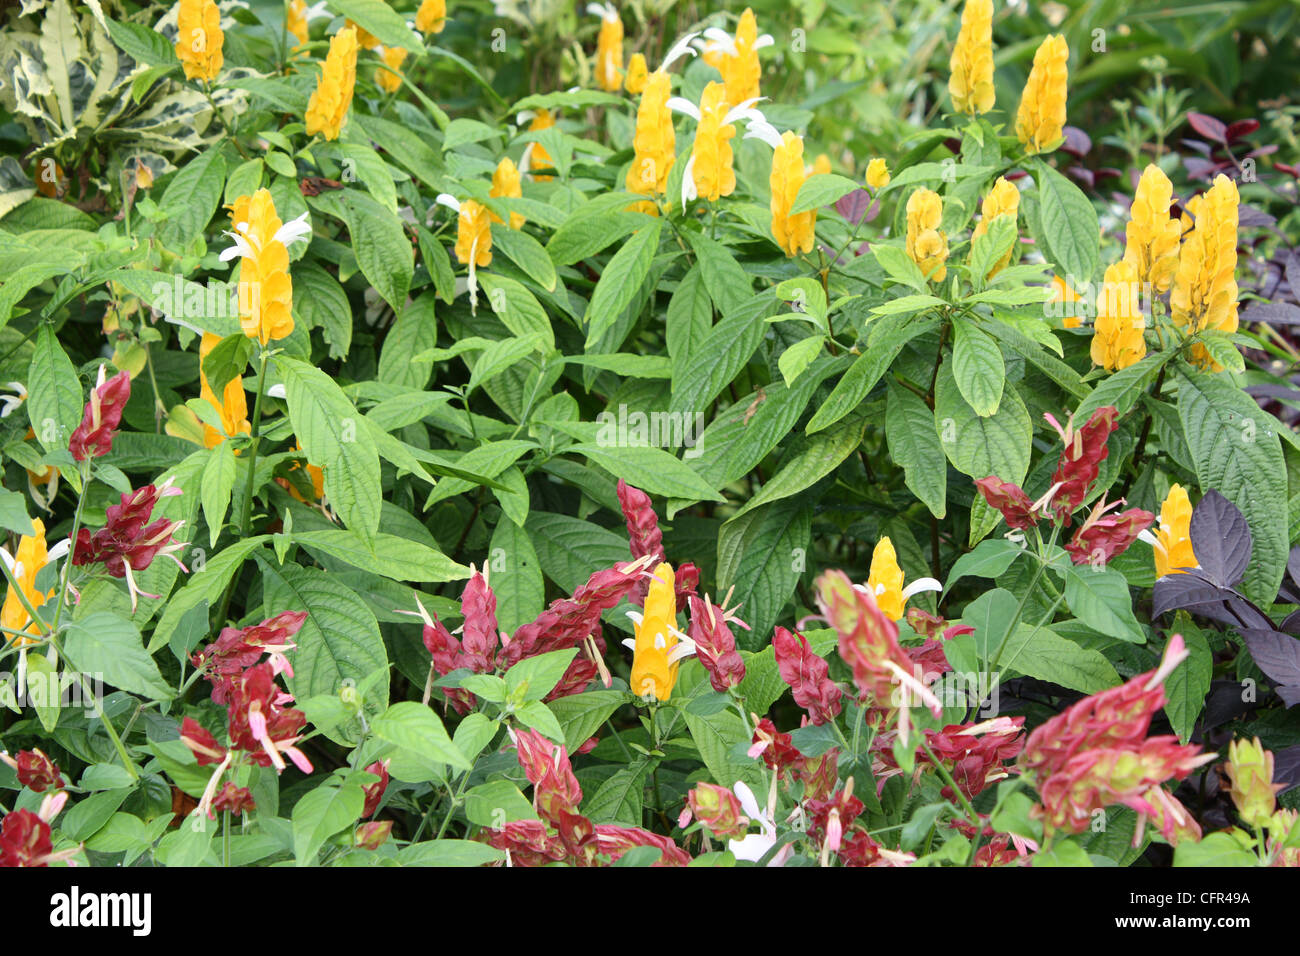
[279,357,383,547]
[584,761,649,825]
[477,273,554,349]
[998,623,1120,694]
[685,233,752,315]
[104,18,179,68]
[1062,565,1146,643]
[159,147,226,246]
[147,536,269,652]
[777,335,824,387]
[951,319,1005,416]
[730,411,868,521]
[525,512,629,593]
[1164,613,1212,743]
[584,221,662,348]
[1178,368,1288,605]
[63,613,172,699]
[670,290,776,417]
[943,538,1024,592]
[488,519,543,631]
[464,780,537,827]
[716,500,811,649]
[378,294,438,390]
[1075,352,1167,420]
[806,315,940,433]
[791,173,862,216]
[397,840,504,866]
[774,277,828,322]
[489,225,557,292]
[325,0,423,52]
[872,244,929,293]
[1173,832,1257,867]
[336,189,414,312]
[27,326,82,453]
[371,701,470,770]
[200,441,236,548]
[545,689,629,751]
[200,334,252,403]
[0,488,35,537]
[885,379,947,518]
[1032,161,1099,287]
[260,563,390,734]
[292,780,366,866]
[294,260,353,360]
[293,529,469,583]
[568,443,724,503]
[505,648,578,705]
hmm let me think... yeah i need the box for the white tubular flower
[666,96,701,120]
[0,382,26,418]
[743,116,784,150]
[660,31,699,71]
[681,155,699,207]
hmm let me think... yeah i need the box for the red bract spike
[772,625,842,726]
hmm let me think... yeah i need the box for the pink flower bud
[773,625,842,725]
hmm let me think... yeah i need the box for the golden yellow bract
[416,0,447,34]
[490,157,526,229]
[1091,260,1146,372]
[1015,34,1069,154]
[970,176,1019,277]
[1123,164,1181,295]
[1153,484,1197,578]
[690,82,738,203]
[2,519,54,646]
[1171,174,1239,372]
[949,0,994,115]
[175,0,224,82]
[198,332,251,449]
[305,26,359,142]
[630,562,681,701]
[769,131,815,257]
[867,538,906,622]
[905,188,948,282]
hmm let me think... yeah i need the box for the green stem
[52,460,91,633]
[223,810,232,866]
[216,350,271,626]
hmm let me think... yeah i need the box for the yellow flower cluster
[2,519,54,646]
[710,8,766,104]
[1015,35,1068,154]
[629,563,683,701]
[287,0,310,48]
[375,46,409,94]
[769,131,815,257]
[305,26,359,141]
[490,157,525,229]
[454,200,493,268]
[905,188,948,282]
[525,109,556,181]
[1170,174,1239,371]
[198,332,251,449]
[970,176,1019,277]
[1123,164,1182,294]
[626,71,676,199]
[1091,260,1146,371]
[175,0,224,83]
[1153,484,1197,577]
[866,158,890,191]
[689,82,737,203]
[624,53,648,94]
[594,6,624,92]
[227,189,297,345]
[949,0,994,115]
[416,0,447,35]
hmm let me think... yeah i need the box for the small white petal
[266,384,287,399]
[666,97,701,120]
[660,32,700,71]
[900,577,943,600]
[733,781,762,820]
[1136,529,1159,546]
[620,637,636,651]
[753,34,775,49]
[435,193,461,212]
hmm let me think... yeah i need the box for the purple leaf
[1238,204,1277,229]
[1203,680,1259,727]
[1225,118,1260,142]
[1152,572,1240,625]
[1277,686,1300,708]
[1272,745,1300,790]
[1187,112,1228,143]
[1279,609,1300,636]
[1241,628,1300,687]
[1189,490,1251,588]
[1061,126,1091,157]
[834,189,872,225]
[1243,302,1300,326]
[1286,248,1300,305]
